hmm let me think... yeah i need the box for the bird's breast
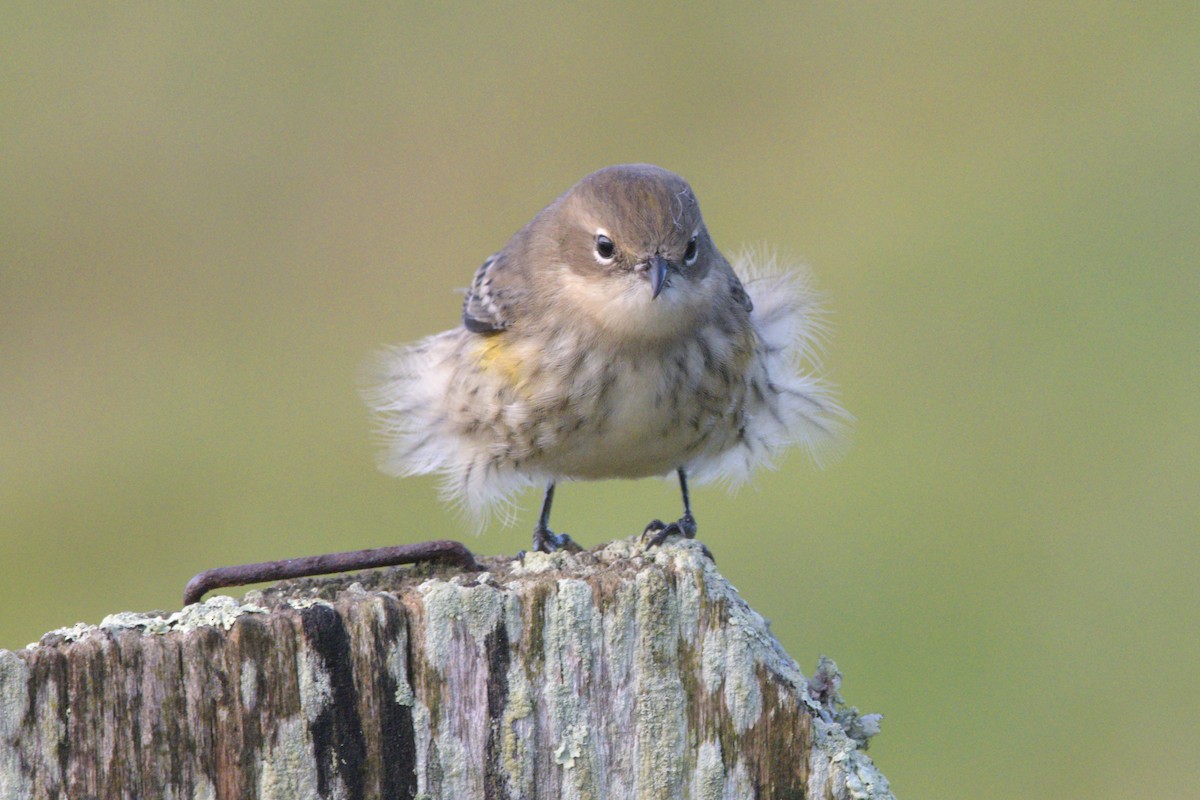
[520,326,757,479]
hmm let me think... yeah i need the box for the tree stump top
[1,537,893,799]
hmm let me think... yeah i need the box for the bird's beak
[647,254,669,299]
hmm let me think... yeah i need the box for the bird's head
[538,164,730,341]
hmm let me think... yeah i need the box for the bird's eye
[594,234,616,263]
[683,236,698,265]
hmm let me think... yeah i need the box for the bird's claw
[532,526,582,554]
[641,511,698,548]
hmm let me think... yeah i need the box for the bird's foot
[531,525,582,554]
[641,511,698,547]
[642,512,713,560]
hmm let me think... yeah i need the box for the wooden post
[0,538,893,799]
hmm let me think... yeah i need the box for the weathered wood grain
[0,538,893,799]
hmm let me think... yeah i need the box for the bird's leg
[531,480,581,553]
[642,468,700,546]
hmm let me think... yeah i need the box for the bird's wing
[730,272,754,313]
[462,253,511,334]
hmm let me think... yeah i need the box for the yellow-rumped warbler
[366,164,845,553]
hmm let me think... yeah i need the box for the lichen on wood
[0,537,894,799]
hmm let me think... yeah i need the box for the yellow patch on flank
[473,336,528,391]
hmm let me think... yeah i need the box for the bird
[365,164,845,554]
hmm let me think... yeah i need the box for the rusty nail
[184,539,481,605]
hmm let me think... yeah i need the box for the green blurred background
[3,3,1197,797]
